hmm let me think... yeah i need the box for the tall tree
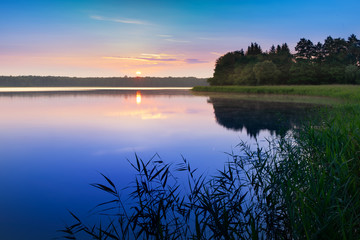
[209,50,245,85]
[314,42,324,61]
[295,38,315,60]
[267,43,293,84]
[347,34,360,65]
[323,36,347,61]
[280,43,290,54]
[269,45,276,54]
[246,42,262,55]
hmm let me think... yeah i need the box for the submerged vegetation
[209,34,360,85]
[60,101,360,239]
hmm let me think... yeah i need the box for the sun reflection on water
[136,91,141,104]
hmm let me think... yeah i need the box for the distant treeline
[209,34,360,85]
[0,76,208,87]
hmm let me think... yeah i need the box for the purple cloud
[139,57,177,62]
[103,56,177,62]
[185,59,208,64]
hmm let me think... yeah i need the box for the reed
[60,104,360,239]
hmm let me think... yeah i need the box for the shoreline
[0,86,192,93]
[192,85,360,102]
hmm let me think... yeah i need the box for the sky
[0,0,359,78]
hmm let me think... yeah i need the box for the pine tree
[269,45,276,54]
[295,38,315,60]
[246,42,262,55]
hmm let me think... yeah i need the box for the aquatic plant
[60,104,360,239]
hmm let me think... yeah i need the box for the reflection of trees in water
[209,97,318,138]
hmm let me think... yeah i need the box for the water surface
[0,88,321,239]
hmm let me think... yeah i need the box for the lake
[0,88,323,239]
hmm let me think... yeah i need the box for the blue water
[0,89,316,239]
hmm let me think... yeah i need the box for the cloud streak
[185,59,208,64]
[164,39,191,43]
[210,52,223,56]
[103,53,208,65]
[90,15,148,25]
[103,56,177,62]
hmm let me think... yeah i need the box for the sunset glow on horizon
[1,0,359,77]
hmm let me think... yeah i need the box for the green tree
[233,64,256,85]
[268,43,293,84]
[269,45,276,54]
[210,34,360,86]
[253,60,280,85]
[295,38,315,60]
[289,62,316,84]
[314,42,325,62]
[347,34,360,65]
[209,50,244,85]
[280,43,290,54]
[246,42,262,55]
[323,36,348,63]
[343,64,360,84]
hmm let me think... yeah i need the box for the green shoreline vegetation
[208,34,360,86]
[193,84,360,102]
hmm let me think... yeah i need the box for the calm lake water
[0,88,322,239]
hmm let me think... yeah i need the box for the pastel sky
[1,0,359,77]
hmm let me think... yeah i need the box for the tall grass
[60,104,360,239]
[284,104,360,239]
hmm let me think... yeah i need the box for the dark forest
[209,34,360,85]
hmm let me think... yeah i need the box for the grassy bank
[193,85,360,102]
